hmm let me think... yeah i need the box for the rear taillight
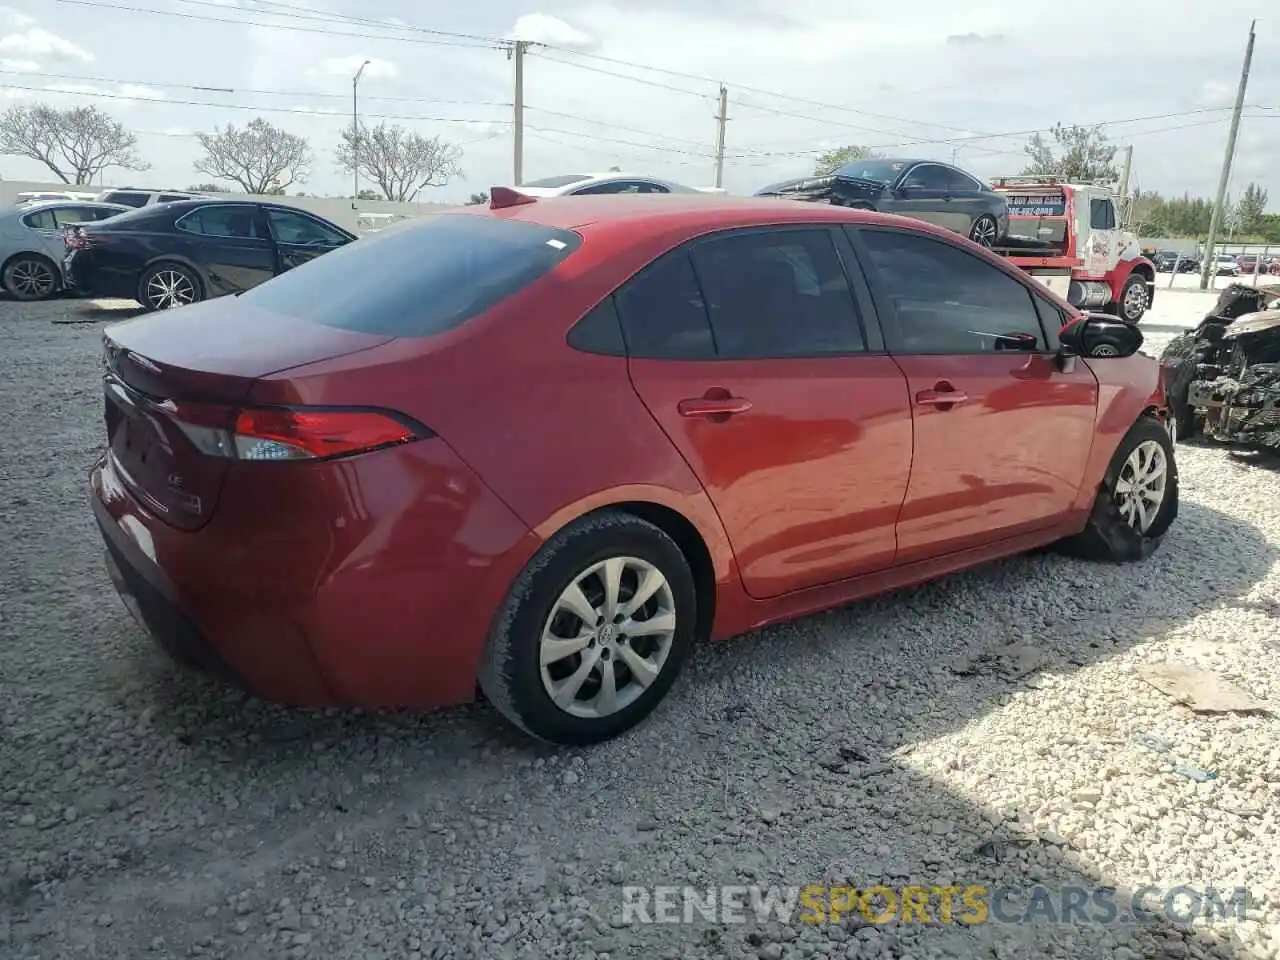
[164,401,428,461]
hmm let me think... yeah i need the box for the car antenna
[489,186,537,210]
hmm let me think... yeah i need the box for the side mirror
[1059,312,1144,358]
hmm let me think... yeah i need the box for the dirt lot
[2,293,1280,960]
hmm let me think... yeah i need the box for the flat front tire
[478,511,697,745]
[1056,416,1178,562]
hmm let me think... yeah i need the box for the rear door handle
[678,397,752,418]
[915,386,969,407]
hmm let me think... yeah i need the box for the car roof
[7,199,126,214]
[450,192,966,238]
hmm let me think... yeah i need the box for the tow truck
[988,176,1156,323]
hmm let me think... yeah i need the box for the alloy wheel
[1114,439,1168,534]
[970,216,998,248]
[146,269,197,310]
[538,555,677,720]
[9,258,56,299]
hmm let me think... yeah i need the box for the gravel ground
[3,293,1280,960]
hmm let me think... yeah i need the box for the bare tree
[194,118,312,195]
[336,122,462,202]
[0,103,149,184]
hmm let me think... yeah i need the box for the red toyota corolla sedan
[90,190,1177,745]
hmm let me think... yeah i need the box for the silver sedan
[0,200,129,300]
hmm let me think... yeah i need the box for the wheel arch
[528,487,737,645]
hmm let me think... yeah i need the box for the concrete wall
[1140,237,1278,257]
[0,179,463,233]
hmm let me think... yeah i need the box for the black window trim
[262,204,356,244]
[174,203,269,241]
[573,223,890,361]
[843,223,1058,356]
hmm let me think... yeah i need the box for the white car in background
[513,173,724,197]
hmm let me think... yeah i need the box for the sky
[0,0,1275,208]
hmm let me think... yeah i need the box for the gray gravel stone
[2,298,1278,960]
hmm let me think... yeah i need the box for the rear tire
[968,214,999,248]
[1055,416,1178,562]
[138,262,203,312]
[3,254,59,301]
[478,511,697,745]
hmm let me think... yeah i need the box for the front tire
[479,511,697,745]
[1116,273,1150,323]
[968,214,999,248]
[1055,416,1178,562]
[138,262,202,312]
[3,254,59,301]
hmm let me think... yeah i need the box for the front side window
[901,164,952,190]
[856,228,1047,354]
[175,206,261,239]
[265,208,348,246]
[1090,198,1117,230]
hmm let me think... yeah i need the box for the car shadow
[17,495,1269,957]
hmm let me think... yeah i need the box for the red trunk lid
[101,297,394,530]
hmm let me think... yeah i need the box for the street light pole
[352,59,370,209]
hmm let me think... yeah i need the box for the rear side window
[239,214,582,338]
[614,251,716,359]
[158,194,191,203]
[103,191,149,207]
[175,206,261,239]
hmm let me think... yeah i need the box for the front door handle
[915,383,968,408]
[678,396,752,419]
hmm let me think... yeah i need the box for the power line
[527,50,714,100]
[168,0,499,44]
[524,125,713,158]
[0,82,509,124]
[726,106,1251,160]
[524,105,717,150]
[44,0,503,48]
[0,69,508,106]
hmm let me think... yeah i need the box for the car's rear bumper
[89,438,543,710]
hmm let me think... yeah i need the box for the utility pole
[712,84,728,189]
[1117,144,1133,226]
[511,41,528,186]
[351,59,370,210]
[1200,20,1256,290]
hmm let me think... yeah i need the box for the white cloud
[0,57,37,71]
[44,82,102,96]
[0,6,35,30]
[0,27,93,63]
[1195,80,1235,108]
[118,84,165,100]
[509,13,597,50]
[309,56,398,80]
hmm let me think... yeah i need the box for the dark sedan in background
[754,158,1009,247]
[64,199,356,311]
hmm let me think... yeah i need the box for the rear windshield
[238,213,583,338]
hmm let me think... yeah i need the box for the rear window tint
[239,214,582,338]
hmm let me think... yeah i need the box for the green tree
[1235,182,1269,234]
[1022,123,1117,182]
[813,144,882,177]
[466,191,489,205]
